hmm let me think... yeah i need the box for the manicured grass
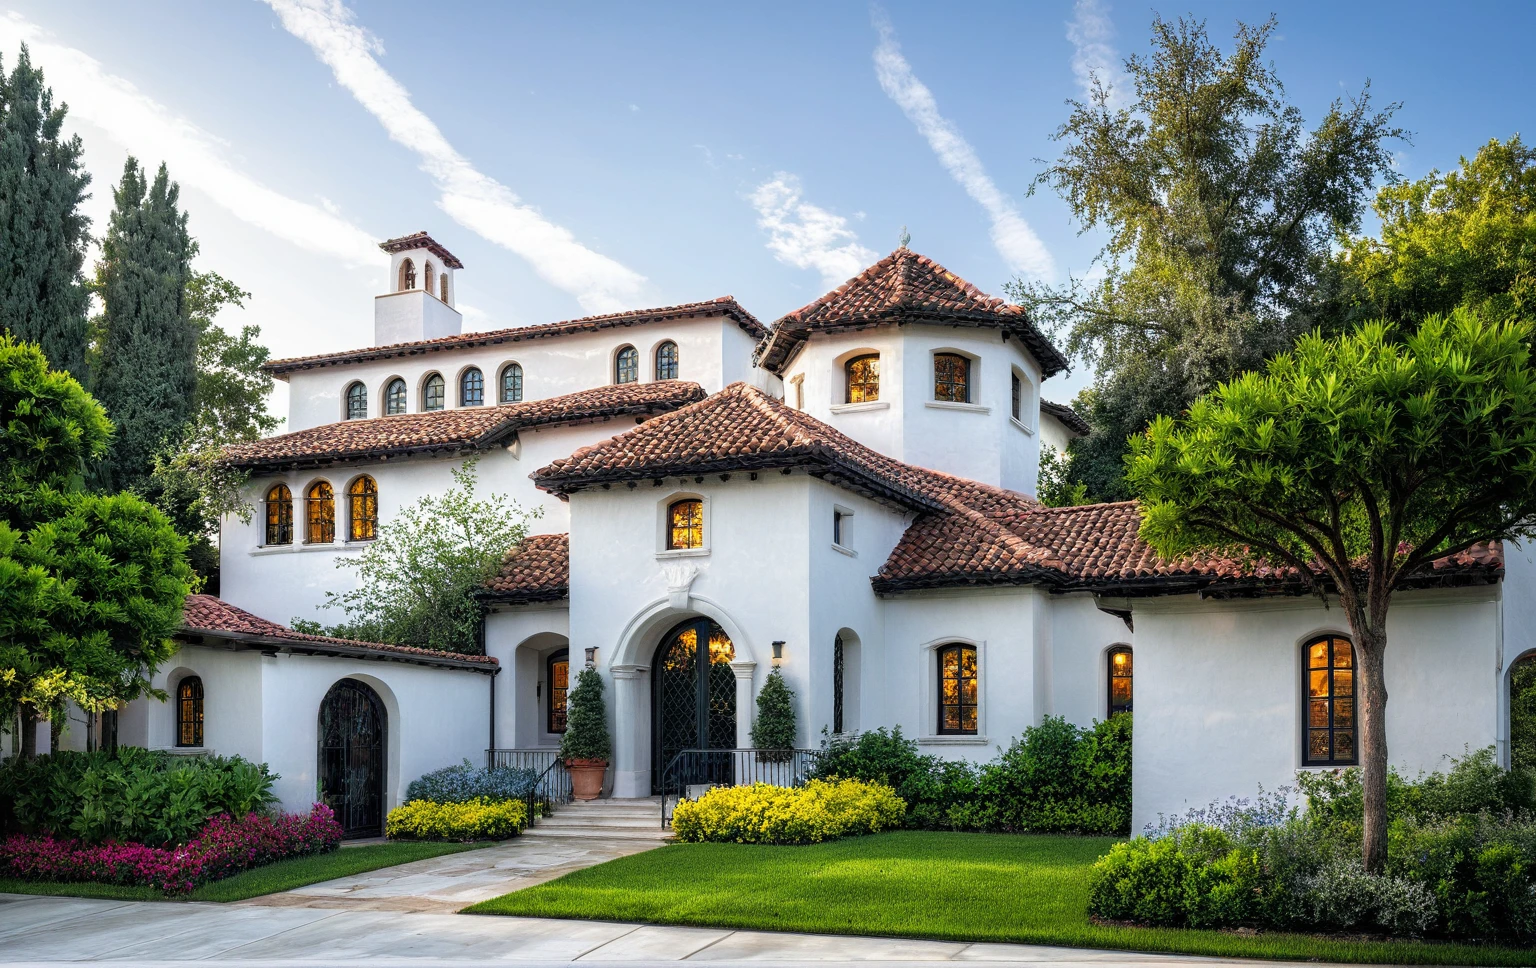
[0,840,488,904]
[466,831,1536,966]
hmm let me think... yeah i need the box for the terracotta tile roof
[265,298,766,375]
[380,231,463,269]
[178,594,497,671]
[222,381,706,472]
[1040,400,1090,436]
[480,534,569,604]
[754,248,1068,377]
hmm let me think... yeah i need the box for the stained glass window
[845,355,879,403]
[385,378,408,415]
[345,381,368,420]
[937,643,978,735]
[934,353,970,403]
[1304,635,1358,766]
[500,363,523,403]
[616,345,639,384]
[1108,647,1133,716]
[348,476,378,541]
[460,367,484,407]
[177,677,203,747]
[668,499,703,550]
[305,481,335,544]
[265,483,293,546]
[422,373,445,411]
[655,341,679,380]
[547,650,569,734]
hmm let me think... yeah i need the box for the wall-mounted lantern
[771,640,785,666]
[584,646,598,668]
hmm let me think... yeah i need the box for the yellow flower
[670,779,904,845]
[385,797,528,841]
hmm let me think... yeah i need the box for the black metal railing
[659,748,824,827]
[485,748,571,827]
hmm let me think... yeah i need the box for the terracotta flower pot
[566,758,608,800]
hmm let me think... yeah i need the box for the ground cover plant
[386,798,528,841]
[404,760,538,804]
[670,779,904,844]
[467,831,1532,966]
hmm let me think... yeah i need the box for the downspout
[480,605,496,763]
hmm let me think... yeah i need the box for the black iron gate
[318,678,386,838]
[652,618,735,792]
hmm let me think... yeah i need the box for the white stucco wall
[374,289,463,347]
[484,604,571,749]
[1499,539,1536,766]
[1048,593,1136,727]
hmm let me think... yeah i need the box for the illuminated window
[399,258,416,291]
[1108,647,1133,716]
[305,481,335,544]
[176,677,203,747]
[615,345,639,384]
[460,367,484,407]
[934,353,970,403]
[500,363,523,403]
[655,341,678,380]
[385,378,408,415]
[264,483,293,546]
[348,476,378,541]
[1304,635,1358,766]
[547,650,569,733]
[937,644,978,735]
[422,373,445,411]
[345,381,368,420]
[667,499,703,550]
[845,354,879,403]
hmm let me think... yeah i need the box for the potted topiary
[750,667,797,763]
[560,665,612,799]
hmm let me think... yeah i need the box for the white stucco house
[51,231,1536,838]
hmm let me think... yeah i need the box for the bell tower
[374,231,464,346]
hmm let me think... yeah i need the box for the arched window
[345,381,368,420]
[937,643,977,735]
[615,345,639,384]
[845,354,879,403]
[264,483,293,546]
[1108,647,1133,717]
[500,363,524,403]
[655,341,679,381]
[460,367,484,407]
[1304,635,1357,766]
[399,258,416,291]
[177,676,204,747]
[833,635,845,734]
[422,373,445,411]
[547,649,570,734]
[424,262,435,297]
[305,481,335,544]
[1011,372,1022,420]
[384,378,408,415]
[934,353,970,403]
[667,499,703,550]
[440,273,450,303]
[348,476,378,541]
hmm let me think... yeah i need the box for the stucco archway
[1508,649,1536,772]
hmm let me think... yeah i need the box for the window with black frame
[460,367,484,407]
[345,381,368,420]
[305,481,335,544]
[385,378,408,415]
[500,363,523,403]
[177,677,204,747]
[937,643,977,734]
[547,650,569,733]
[655,341,678,380]
[615,345,639,384]
[833,635,845,734]
[265,483,293,545]
[422,373,445,411]
[933,353,970,403]
[667,499,703,550]
[1304,635,1358,766]
[845,354,879,403]
[1107,646,1132,716]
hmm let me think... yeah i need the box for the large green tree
[1125,309,1536,872]
[1012,15,1403,501]
[0,45,91,382]
[93,157,196,495]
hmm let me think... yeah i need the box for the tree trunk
[18,708,37,760]
[1355,630,1390,873]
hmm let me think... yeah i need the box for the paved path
[0,894,1301,968]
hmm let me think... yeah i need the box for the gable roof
[754,248,1068,377]
[380,231,464,269]
[264,298,766,375]
[179,595,497,672]
[480,533,570,604]
[222,381,706,473]
[1040,400,1090,437]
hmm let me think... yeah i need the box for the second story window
[616,345,639,384]
[422,373,445,411]
[305,481,335,544]
[655,341,678,380]
[348,476,378,541]
[500,363,523,403]
[667,499,703,550]
[399,258,416,291]
[461,367,484,407]
[845,354,879,403]
[385,378,408,415]
[934,353,970,403]
[345,381,368,420]
[265,483,293,546]
[1011,372,1022,420]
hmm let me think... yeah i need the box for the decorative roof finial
[898,225,911,249]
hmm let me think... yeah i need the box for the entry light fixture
[585,646,598,668]
[771,640,785,665]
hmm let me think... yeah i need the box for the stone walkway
[0,894,1301,967]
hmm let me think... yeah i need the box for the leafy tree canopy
[0,335,110,504]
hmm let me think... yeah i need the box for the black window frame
[500,363,524,403]
[265,483,293,546]
[1010,372,1022,420]
[655,341,679,381]
[933,353,971,403]
[460,367,484,407]
[385,378,408,415]
[547,649,570,734]
[1303,635,1359,767]
[345,381,368,420]
[348,475,378,541]
[1107,646,1133,717]
[615,345,640,384]
[833,635,845,734]
[305,481,335,544]
[936,643,978,735]
[176,676,204,748]
[667,498,704,550]
[422,373,445,411]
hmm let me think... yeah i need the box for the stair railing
[486,748,570,828]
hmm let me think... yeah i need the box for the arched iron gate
[318,678,386,837]
[652,618,736,792]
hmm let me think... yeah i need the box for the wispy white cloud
[0,12,380,265]
[871,11,1055,281]
[1067,0,1126,106]
[263,0,647,313]
[749,173,877,286]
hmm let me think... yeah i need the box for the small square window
[832,507,853,551]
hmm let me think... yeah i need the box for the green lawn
[0,840,487,903]
[466,831,1535,967]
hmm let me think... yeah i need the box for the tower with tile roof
[375,231,465,346]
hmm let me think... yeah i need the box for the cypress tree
[0,45,92,381]
[751,667,798,759]
[94,158,196,493]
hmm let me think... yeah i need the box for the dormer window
[845,355,879,403]
[934,354,970,403]
[616,345,639,384]
[422,373,445,411]
[399,258,416,291]
[345,381,368,420]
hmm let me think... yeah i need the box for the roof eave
[178,627,498,673]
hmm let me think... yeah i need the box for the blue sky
[4,1,1533,418]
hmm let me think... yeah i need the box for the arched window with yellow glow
[937,643,977,735]
[305,481,335,544]
[348,476,378,541]
[1303,635,1358,766]
[845,354,879,403]
[265,483,293,546]
[176,676,203,747]
[1107,646,1132,717]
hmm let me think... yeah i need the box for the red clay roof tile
[481,534,569,604]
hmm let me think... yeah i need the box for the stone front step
[521,824,672,842]
[523,797,672,842]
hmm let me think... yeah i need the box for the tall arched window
[500,363,524,403]
[345,381,367,420]
[177,676,204,747]
[348,476,378,541]
[833,635,845,734]
[424,261,436,297]
[655,341,679,381]
[1108,647,1133,717]
[547,649,570,734]
[384,378,408,415]
[667,499,703,550]
[305,481,335,544]
[615,345,639,384]
[440,274,450,303]
[1304,635,1357,766]
[422,373,445,411]
[934,353,970,403]
[845,354,880,403]
[399,258,416,291]
[264,483,293,546]
[460,367,484,407]
[1011,372,1022,420]
[937,643,977,735]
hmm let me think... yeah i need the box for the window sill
[831,543,857,558]
[919,735,990,746]
[249,542,369,556]
[830,401,890,414]
[925,400,990,415]
[656,547,710,560]
[1009,416,1036,435]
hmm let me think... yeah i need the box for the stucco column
[610,664,649,798]
[731,660,757,750]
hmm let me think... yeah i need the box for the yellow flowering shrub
[385,797,528,841]
[670,779,905,845]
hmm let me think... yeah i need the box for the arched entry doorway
[652,618,736,790]
[318,678,387,838]
[1513,651,1536,773]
